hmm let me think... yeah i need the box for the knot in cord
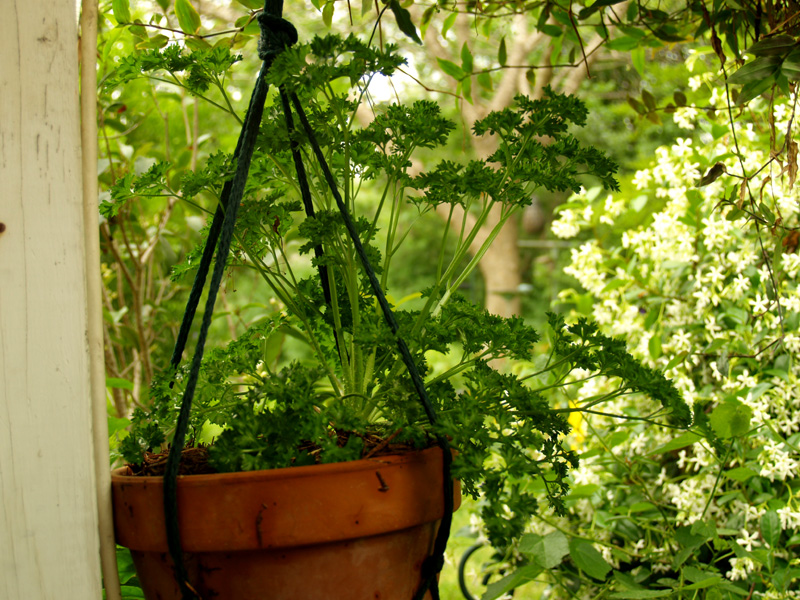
[257,12,298,60]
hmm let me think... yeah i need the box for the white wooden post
[0,1,103,597]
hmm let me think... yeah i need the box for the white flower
[776,192,799,216]
[778,504,800,529]
[670,329,692,354]
[749,293,771,315]
[736,528,759,551]
[729,273,750,299]
[784,253,800,278]
[672,137,693,157]
[688,75,704,91]
[632,169,651,190]
[727,557,756,581]
[674,106,699,130]
[759,440,799,481]
[552,209,581,239]
[701,214,733,251]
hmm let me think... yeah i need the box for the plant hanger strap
[162,2,295,598]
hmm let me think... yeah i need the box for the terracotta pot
[112,446,460,599]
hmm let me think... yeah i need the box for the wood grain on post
[1,1,103,597]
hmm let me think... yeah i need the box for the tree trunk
[480,210,522,317]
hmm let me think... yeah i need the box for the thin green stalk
[149,75,242,123]
[436,205,455,282]
[700,439,735,520]
[412,199,495,333]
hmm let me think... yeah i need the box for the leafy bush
[529,57,800,598]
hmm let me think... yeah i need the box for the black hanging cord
[277,88,336,311]
[168,78,257,372]
[285,91,454,600]
[162,2,296,598]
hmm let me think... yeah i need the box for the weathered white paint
[0,1,103,598]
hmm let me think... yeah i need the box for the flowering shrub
[526,72,800,597]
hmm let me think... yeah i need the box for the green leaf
[461,76,473,104]
[663,352,688,371]
[761,510,781,547]
[607,36,640,51]
[746,35,797,57]
[727,56,782,85]
[724,467,758,482]
[185,37,211,51]
[736,76,776,105]
[112,0,131,24]
[234,0,264,8]
[682,576,722,589]
[592,0,628,7]
[641,89,657,111]
[498,37,507,66]
[107,416,131,437]
[437,58,465,80]
[649,333,662,359]
[566,483,600,499]
[601,279,628,293]
[569,538,611,581]
[759,202,775,223]
[442,11,457,38]
[690,519,716,540]
[174,0,201,34]
[461,42,474,73]
[128,23,147,38]
[477,72,493,91]
[627,501,657,513]
[631,47,645,75]
[676,525,708,549]
[698,162,726,186]
[651,431,702,454]
[627,96,645,114]
[709,399,752,439]
[119,585,146,598]
[519,531,569,569]
[539,24,563,37]
[652,27,685,42]
[610,592,671,599]
[389,0,422,44]
[613,570,644,591]
[322,1,334,27]
[480,565,543,600]
[781,48,800,80]
[420,5,436,38]
[107,377,134,390]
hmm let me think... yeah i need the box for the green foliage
[474,89,620,195]
[104,44,242,96]
[102,546,145,599]
[532,54,800,598]
[116,32,685,554]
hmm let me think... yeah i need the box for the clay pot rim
[111,444,444,486]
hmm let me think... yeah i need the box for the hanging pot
[112,445,460,599]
